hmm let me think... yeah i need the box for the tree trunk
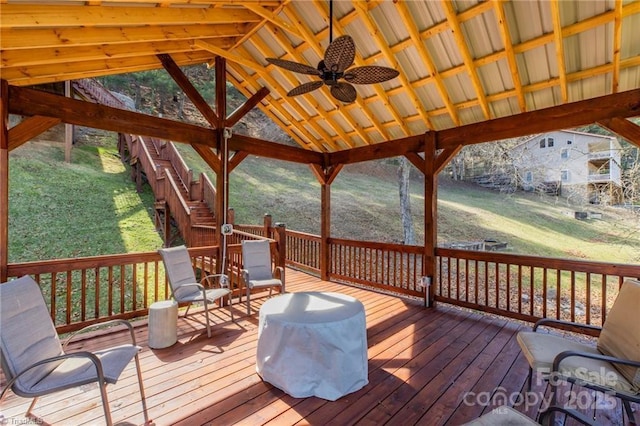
[398,157,415,245]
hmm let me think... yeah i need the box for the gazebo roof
[1,0,640,153]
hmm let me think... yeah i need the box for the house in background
[510,129,623,205]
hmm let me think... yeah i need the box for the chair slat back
[241,240,273,281]
[159,245,200,300]
[0,276,64,391]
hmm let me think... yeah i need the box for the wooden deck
[1,269,636,425]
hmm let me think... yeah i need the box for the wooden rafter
[394,1,460,126]
[2,51,216,87]
[0,4,261,28]
[440,0,491,119]
[493,0,526,113]
[351,1,433,132]
[612,0,622,94]
[0,24,245,51]
[226,64,326,152]
[1,39,232,69]
[242,3,302,40]
[549,0,568,103]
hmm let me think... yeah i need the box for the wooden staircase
[73,78,218,247]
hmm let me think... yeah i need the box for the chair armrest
[63,319,137,349]
[539,405,596,426]
[274,266,285,282]
[201,273,230,289]
[533,318,602,335]
[1,351,105,400]
[241,269,250,283]
[553,350,640,372]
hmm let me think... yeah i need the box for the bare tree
[398,157,415,245]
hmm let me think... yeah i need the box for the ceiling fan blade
[331,82,357,103]
[266,58,322,76]
[324,35,355,73]
[343,66,400,84]
[287,81,324,97]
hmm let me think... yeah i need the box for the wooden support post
[263,214,272,238]
[227,208,235,225]
[423,132,438,308]
[320,180,331,281]
[0,80,9,282]
[274,223,286,273]
[64,81,73,163]
[310,163,342,281]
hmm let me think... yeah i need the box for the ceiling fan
[265,0,399,103]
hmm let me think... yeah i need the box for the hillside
[8,125,640,265]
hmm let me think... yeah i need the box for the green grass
[9,139,162,262]
[8,134,640,266]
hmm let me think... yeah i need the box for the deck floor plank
[1,269,636,425]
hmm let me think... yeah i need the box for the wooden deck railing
[6,227,639,335]
[285,230,321,273]
[6,247,217,334]
[435,248,640,329]
[328,238,424,297]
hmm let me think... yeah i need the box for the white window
[561,170,569,182]
[547,138,554,147]
[567,140,572,145]
[561,148,569,159]
[525,171,533,183]
[539,139,546,148]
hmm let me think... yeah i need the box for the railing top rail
[165,171,192,214]
[329,237,424,254]
[436,247,640,276]
[6,246,220,276]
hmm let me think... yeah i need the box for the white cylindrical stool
[148,300,178,349]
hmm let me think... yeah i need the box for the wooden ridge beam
[438,89,640,149]
[8,85,216,146]
[229,133,323,165]
[157,53,219,127]
[8,116,61,151]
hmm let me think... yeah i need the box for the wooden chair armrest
[63,319,137,349]
[533,318,602,335]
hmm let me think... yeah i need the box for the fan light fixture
[266,0,399,103]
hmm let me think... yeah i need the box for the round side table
[148,300,178,349]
